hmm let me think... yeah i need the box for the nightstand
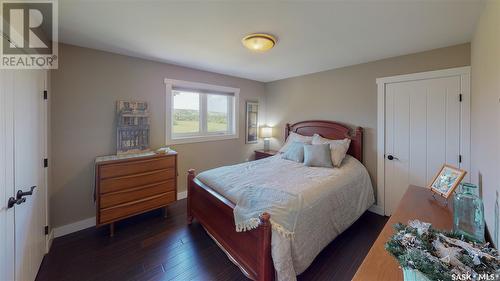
[254,149,279,160]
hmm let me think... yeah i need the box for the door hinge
[43,158,48,168]
[459,94,463,102]
[459,155,462,163]
[44,225,49,235]
[43,90,48,100]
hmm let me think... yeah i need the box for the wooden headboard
[285,120,363,162]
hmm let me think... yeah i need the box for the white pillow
[311,134,351,167]
[279,132,312,153]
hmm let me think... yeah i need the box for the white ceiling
[59,0,483,82]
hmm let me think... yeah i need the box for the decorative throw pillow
[279,132,312,153]
[311,134,351,167]
[281,141,305,163]
[303,143,334,168]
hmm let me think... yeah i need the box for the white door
[0,70,47,281]
[384,76,462,215]
[0,70,16,281]
[14,70,47,281]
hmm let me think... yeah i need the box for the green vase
[403,268,431,281]
[453,183,485,242]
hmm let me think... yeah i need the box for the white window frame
[165,78,239,145]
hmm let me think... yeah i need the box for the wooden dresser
[95,152,177,236]
[353,185,453,281]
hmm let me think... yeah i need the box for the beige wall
[51,42,471,228]
[265,43,471,205]
[471,0,500,246]
[50,44,265,228]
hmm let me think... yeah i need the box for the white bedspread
[196,155,375,281]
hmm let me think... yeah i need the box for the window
[207,94,229,133]
[172,91,200,134]
[165,79,239,144]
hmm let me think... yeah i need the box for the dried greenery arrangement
[385,220,500,281]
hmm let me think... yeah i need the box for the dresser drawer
[99,192,176,224]
[100,180,176,208]
[99,156,175,179]
[100,168,175,194]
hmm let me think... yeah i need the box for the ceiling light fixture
[242,33,276,52]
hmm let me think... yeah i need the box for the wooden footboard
[187,169,274,281]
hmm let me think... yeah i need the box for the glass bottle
[453,183,485,242]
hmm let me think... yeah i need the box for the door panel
[13,70,46,281]
[444,78,461,169]
[408,82,427,188]
[388,84,411,216]
[0,70,16,281]
[385,76,461,215]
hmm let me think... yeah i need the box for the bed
[187,120,375,281]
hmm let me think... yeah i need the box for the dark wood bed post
[186,170,275,281]
[353,127,363,162]
[259,213,274,281]
[187,169,195,224]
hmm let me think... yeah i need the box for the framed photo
[245,101,258,144]
[428,164,467,198]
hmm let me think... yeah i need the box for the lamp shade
[260,126,273,138]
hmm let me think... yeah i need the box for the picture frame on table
[428,164,467,198]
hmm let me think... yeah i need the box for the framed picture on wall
[246,101,259,144]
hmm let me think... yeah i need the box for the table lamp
[260,126,273,151]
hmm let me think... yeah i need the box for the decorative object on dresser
[385,220,498,281]
[245,101,259,144]
[453,182,485,242]
[260,125,273,151]
[255,149,278,160]
[428,164,466,199]
[353,186,453,281]
[116,100,150,155]
[95,151,177,236]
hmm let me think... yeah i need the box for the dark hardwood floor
[36,199,387,281]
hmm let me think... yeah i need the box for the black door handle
[387,155,399,160]
[17,185,36,200]
[7,197,26,208]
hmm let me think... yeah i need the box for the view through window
[172,90,234,138]
[172,91,200,134]
[207,94,229,132]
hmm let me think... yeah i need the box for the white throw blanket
[197,155,375,281]
[234,186,303,239]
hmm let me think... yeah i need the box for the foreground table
[353,185,453,281]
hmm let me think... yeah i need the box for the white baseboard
[46,229,54,253]
[177,190,187,200]
[53,191,188,238]
[53,217,96,238]
[368,204,385,216]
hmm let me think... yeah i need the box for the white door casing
[376,67,471,216]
